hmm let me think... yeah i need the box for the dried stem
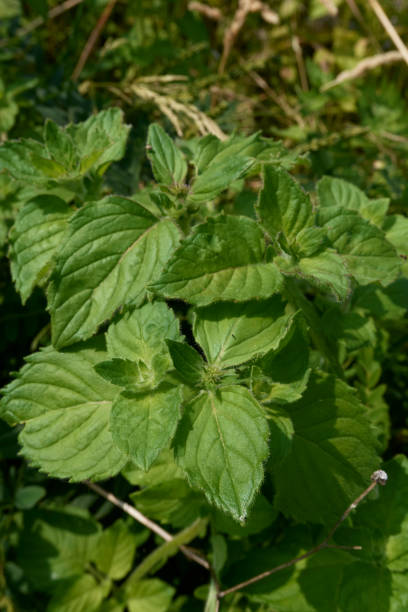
[188,1,222,20]
[366,0,408,67]
[72,0,118,81]
[218,470,388,598]
[321,50,403,90]
[218,0,279,75]
[292,35,309,91]
[84,480,210,570]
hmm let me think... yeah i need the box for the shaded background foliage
[0,1,407,610]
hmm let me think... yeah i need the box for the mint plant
[1,110,408,610]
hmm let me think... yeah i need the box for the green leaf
[48,196,180,348]
[153,215,282,306]
[178,385,269,520]
[125,578,174,612]
[259,319,310,404]
[291,226,329,258]
[166,340,205,385]
[188,156,254,203]
[67,107,130,175]
[130,477,205,528]
[44,119,76,171]
[212,494,277,537]
[147,123,187,186]
[271,373,379,524]
[193,297,293,368]
[257,166,314,249]
[317,176,390,227]
[16,507,100,590]
[322,307,377,351]
[95,355,168,391]
[0,109,130,182]
[110,385,182,470]
[47,574,110,612]
[106,301,181,362]
[9,195,72,303]
[382,214,408,256]
[92,519,142,580]
[317,207,401,286]
[0,341,126,481]
[294,250,351,300]
[14,485,46,509]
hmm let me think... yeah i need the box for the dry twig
[366,0,408,67]
[84,480,210,570]
[219,470,388,598]
[72,0,118,81]
[188,1,222,20]
[321,50,403,90]
[219,0,279,75]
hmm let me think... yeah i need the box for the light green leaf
[47,574,111,612]
[291,226,329,258]
[147,123,187,186]
[9,195,72,303]
[0,109,130,182]
[0,341,126,481]
[257,166,314,249]
[272,374,379,524]
[166,340,205,385]
[44,119,76,171]
[193,297,293,368]
[317,206,401,286]
[92,519,142,580]
[67,107,130,175]
[95,355,168,391]
[110,385,182,470]
[294,250,351,300]
[178,386,269,520]
[106,301,181,363]
[188,156,254,203]
[126,578,174,612]
[16,507,100,591]
[48,196,180,348]
[130,477,205,528]
[0,0,21,18]
[317,176,390,227]
[382,214,408,256]
[212,494,277,537]
[153,215,282,306]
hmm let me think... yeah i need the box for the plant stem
[218,470,387,598]
[84,480,210,570]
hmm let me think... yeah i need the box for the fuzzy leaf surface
[317,207,401,286]
[271,374,379,524]
[193,297,292,368]
[295,250,351,300]
[153,215,282,305]
[111,385,182,470]
[106,301,180,359]
[0,109,130,182]
[317,176,390,226]
[166,340,205,385]
[188,156,254,203]
[48,196,180,348]
[179,386,269,520]
[9,195,71,303]
[257,166,313,248]
[147,123,187,185]
[0,341,126,480]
